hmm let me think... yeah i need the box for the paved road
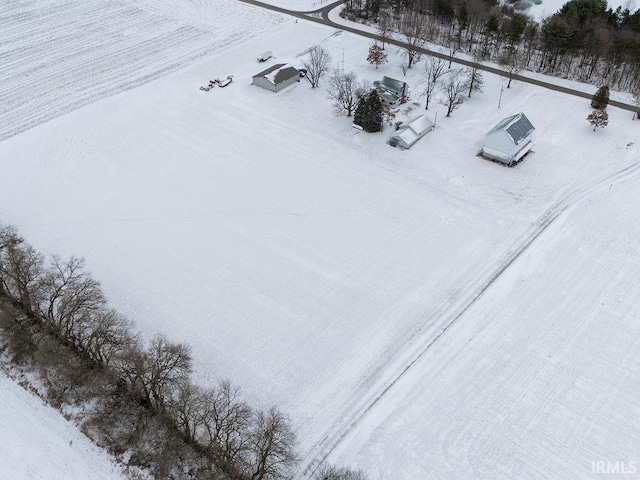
[238,0,638,112]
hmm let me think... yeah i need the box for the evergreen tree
[353,94,365,127]
[362,90,383,132]
[354,90,383,133]
[591,85,610,109]
[587,108,609,130]
[366,43,388,69]
[456,3,468,34]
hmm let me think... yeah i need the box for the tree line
[0,224,366,480]
[342,0,640,93]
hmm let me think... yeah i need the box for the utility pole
[498,85,504,108]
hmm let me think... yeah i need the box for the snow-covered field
[0,0,283,141]
[0,373,125,479]
[1,0,640,478]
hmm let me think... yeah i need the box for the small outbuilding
[252,63,300,93]
[482,113,535,166]
[388,115,434,149]
[373,76,409,107]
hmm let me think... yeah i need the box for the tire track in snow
[295,156,640,478]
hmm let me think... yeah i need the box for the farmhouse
[252,63,300,92]
[482,113,535,166]
[373,76,408,107]
[388,114,434,149]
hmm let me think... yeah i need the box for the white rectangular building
[482,113,535,166]
[388,115,434,149]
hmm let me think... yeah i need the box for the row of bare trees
[0,224,365,480]
[344,0,640,93]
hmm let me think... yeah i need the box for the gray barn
[252,64,300,93]
[482,113,535,166]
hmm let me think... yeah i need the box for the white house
[252,64,300,93]
[482,113,535,166]
[388,115,434,149]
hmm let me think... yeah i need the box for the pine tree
[353,95,365,127]
[366,43,388,69]
[354,90,383,132]
[587,109,608,130]
[591,85,610,109]
[362,90,383,132]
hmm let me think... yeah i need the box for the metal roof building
[252,64,300,93]
[388,115,434,149]
[373,76,409,107]
[482,113,535,166]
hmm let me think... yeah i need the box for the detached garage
[252,64,300,93]
[482,113,535,166]
[388,115,434,149]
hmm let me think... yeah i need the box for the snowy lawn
[1,3,640,479]
[0,373,126,480]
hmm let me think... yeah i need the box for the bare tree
[117,335,192,412]
[0,237,45,316]
[445,34,459,68]
[587,109,608,131]
[83,308,135,366]
[466,48,484,98]
[169,382,208,444]
[501,46,525,88]
[200,380,253,474]
[426,56,447,84]
[303,47,332,88]
[421,57,447,109]
[315,463,368,480]
[377,8,392,50]
[633,89,640,120]
[398,11,429,70]
[40,256,105,347]
[144,335,192,412]
[248,407,297,480]
[466,66,484,98]
[327,69,368,117]
[439,69,469,116]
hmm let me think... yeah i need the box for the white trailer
[257,51,273,62]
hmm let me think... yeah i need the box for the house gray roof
[489,113,534,145]
[373,76,408,105]
[253,63,299,85]
[379,76,405,92]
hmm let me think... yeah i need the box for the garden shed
[482,113,535,166]
[252,63,300,93]
[388,115,434,149]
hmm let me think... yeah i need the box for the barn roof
[489,113,534,145]
[253,63,299,85]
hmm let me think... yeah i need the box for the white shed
[252,63,300,93]
[388,115,434,149]
[482,113,535,166]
